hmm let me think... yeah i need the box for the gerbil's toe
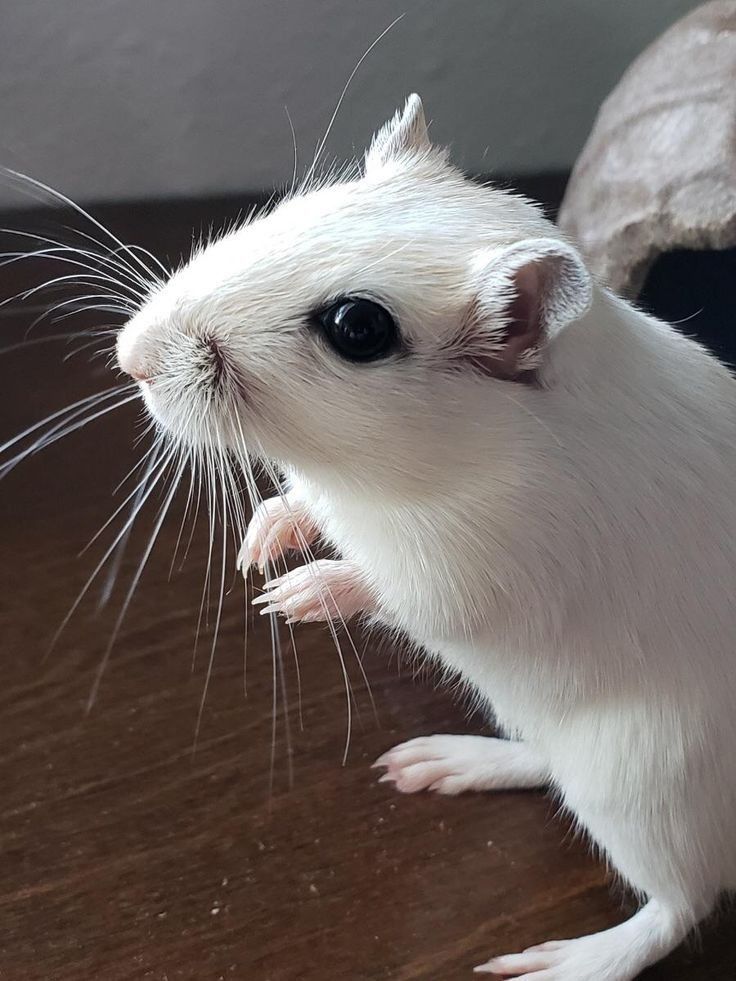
[475,929,647,980]
[376,762,454,794]
[253,575,325,622]
[239,514,294,575]
[373,737,473,794]
[253,560,370,623]
[239,496,318,575]
[523,941,570,953]
[373,734,548,795]
[475,948,561,975]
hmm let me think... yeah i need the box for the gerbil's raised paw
[252,559,372,624]
[373,735,549,795]
[238,495,318,575]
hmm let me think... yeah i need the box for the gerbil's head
[117,95,591,496]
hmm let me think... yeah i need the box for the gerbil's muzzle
[116,327,157,384]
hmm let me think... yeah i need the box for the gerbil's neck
[541,287,636,390]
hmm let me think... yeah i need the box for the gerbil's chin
[139,381,251,456]
[138,383,203,448]
[140,382,167,430]
[138,382,160,429]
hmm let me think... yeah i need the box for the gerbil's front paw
[252,559,372,624]
[238,495,319,574]
[373,735,549,795]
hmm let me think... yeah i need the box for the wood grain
[0,200,734,981]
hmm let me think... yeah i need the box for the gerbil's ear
[458,238,592,381]
[365,94,431,174]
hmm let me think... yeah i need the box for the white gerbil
[116,95,736,979]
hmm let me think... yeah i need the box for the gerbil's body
[117,96,736,978]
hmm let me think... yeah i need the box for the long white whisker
[62,338,117,363]
[122,243,169,281]
[81,437,166,554]
[178,451,204,572]
[2,168,161,284]
[267,574,294,795]
[25,298,128,336]
[193,440,229,748]
[112,420,160,494]
[168,450,197,579]
[23,300,129,337]
[0,330,115,357]
[53,306,130,326]
[302,14,405,189]
[58,226,160,291]
[0,391,140,479]
[96,438,165,610]
[0,233,149,298]
[192,443,217,669]
[47,441,178,654]
[0,270,138,315]
[44,291,134,317]
[284,104,299,198]
[87,453,186,711]
[0,384,131,456]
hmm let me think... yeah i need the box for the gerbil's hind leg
[373,735,549,795]
[477,753,721,979]
[238,493,319,574]
[475,899,698,980]
[253,559,373,623]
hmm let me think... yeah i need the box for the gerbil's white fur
[117,96,736,978]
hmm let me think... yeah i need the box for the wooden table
[1,199,734,980]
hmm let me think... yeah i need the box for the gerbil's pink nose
[127,364,153,383]
[116,332,156,383]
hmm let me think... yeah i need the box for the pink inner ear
[503,261,543,361]
[465,261,544,380]
[453,257,546,382]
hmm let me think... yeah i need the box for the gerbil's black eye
[317,297,398,363]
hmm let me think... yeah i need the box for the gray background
[0,0,699,208]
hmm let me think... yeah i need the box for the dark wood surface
[1,196,735,981]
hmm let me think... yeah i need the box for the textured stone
[558,1,736,298]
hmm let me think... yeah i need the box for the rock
[558,1,736,298]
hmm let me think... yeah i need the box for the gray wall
[0,0,699,208]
